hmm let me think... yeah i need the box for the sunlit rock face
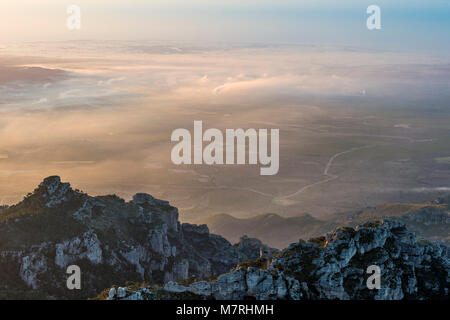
[111,221,449,300]
[0,176,275,299]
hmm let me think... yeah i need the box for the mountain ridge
[0,176,276,299]
[201,212,336,249]
[0,176,448,300]
[109,220,450,300]
[200,200,450,249]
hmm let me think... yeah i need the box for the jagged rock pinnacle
[37,176,73,207]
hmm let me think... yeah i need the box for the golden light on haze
[0,42,449,219]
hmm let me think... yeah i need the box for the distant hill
[200,213,337,249]
[200,198,450,249]
[339,201,450,246]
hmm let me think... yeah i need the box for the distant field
[177,102,450,221]
[436,157,450,164]
[0,44,449,223]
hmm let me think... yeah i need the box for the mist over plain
[0,42,449,221]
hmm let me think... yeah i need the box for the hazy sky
[0,42,449,207]
[1,0,449,53]
[0,1,449,216]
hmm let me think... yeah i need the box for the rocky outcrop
[235,235,278,261]
[110,220,449,300]
[0,176,275,299]
[1,177,447,300]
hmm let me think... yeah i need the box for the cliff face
[0,176,275,299]
[110,220,449,300]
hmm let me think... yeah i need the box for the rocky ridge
[0,176,276,299]
[110,220,449,300]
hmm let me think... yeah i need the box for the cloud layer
[0,42,449,215]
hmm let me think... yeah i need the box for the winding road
[175,144,376,203]
[279,145,374,200]
[172,133,433,209]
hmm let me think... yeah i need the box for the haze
[0,1,449,221]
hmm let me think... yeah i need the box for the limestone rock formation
[0,176,275,299]
[110,220,449,300]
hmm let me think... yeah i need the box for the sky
[0,1,449,215]
[0,0,449,53]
